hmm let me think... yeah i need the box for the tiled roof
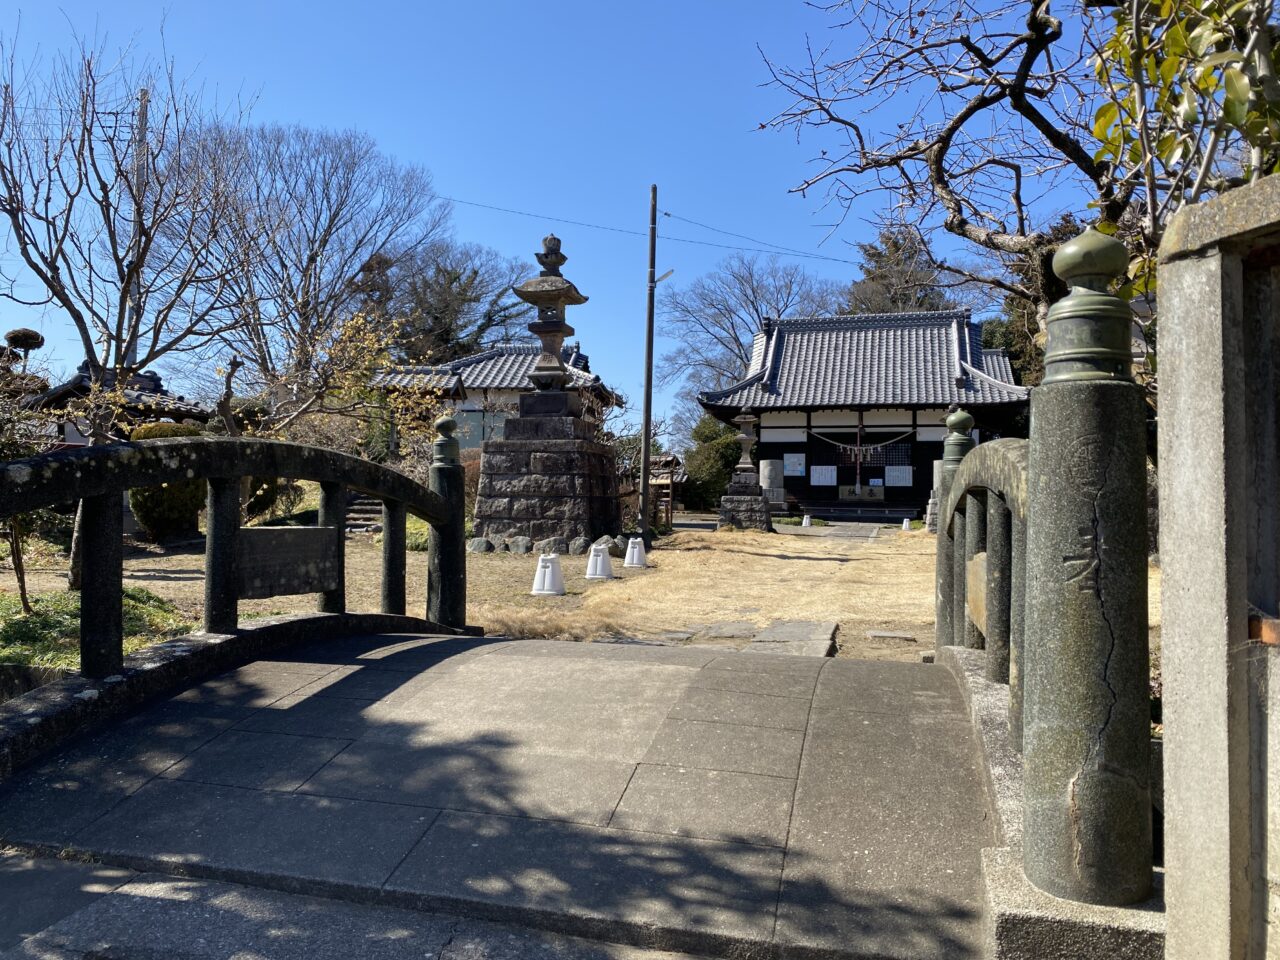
[699,310,1028,413]
[30,364,213,420]
[374,342,618,404]
[370,368,464,394]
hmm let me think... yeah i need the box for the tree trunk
[8,518,33,615]
[67,499,84,591]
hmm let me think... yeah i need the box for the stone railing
[935,428,1029,744]
[935,225,1153,914]
[0,417,468,679]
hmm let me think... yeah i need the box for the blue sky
[3,2,882,432]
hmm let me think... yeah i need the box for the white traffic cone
[545,554,566,594]
[902,518,912,531]
[623,537,647,568]
[802,514,812,527]
[585,543,615,580]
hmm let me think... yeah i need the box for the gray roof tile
[699,310,1027,412]
[374,343,616,403]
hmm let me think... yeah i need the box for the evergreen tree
[845,227,955,315]
[682,414,741,510]
[393,241,533,364]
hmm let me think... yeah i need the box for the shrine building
[697,310,1028,521]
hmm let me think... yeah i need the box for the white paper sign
[810,465,838,486]
[783,452,806,477]
[884,465,914,487]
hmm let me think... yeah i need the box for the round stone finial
[1053,228,1129,287]
[947,408,974,434]
[535,234,568,278]
[435,415,457,438]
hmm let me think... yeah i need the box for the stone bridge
[2,180,1280,959]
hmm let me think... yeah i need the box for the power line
[659,210,858,264]
[439,195,860,266]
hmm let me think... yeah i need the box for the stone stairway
[345,494,383,534]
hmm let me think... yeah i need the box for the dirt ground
[14,525,1162,665]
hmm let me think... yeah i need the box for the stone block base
[718,495,774,532]
[938,646,1165,960]
[982,847,1164,960]
[473,417,620,542]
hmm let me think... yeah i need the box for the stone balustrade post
[935,409,975,652]
[79,492,123,679]
[204,477,240,634]
[381,499,407,616]
[963,490,987,649]
[1009,515,1027,752]
[985,493,1012,682]
[317,481,347,614]
[951,509,968,648]
[1023,227,1151,906]
[428,417,467,629]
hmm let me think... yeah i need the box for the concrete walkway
[0,635,992,959]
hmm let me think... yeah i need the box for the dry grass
[453,527,941,661]
[9,526,1163,667]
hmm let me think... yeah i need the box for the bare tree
[0,34,247,386]
[658,252,844,392]
[658,253,843,443]
[762,0,1280,327]
[213,124,449,436]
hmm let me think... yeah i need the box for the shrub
[402,514,472,551]
[406,515,431,551]
[127,422,205,541]
[244,476,279,519]
[243,477,305,520]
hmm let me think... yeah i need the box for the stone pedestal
[718,494,774,531]
[718,467,774,533]
[473,415,620,543]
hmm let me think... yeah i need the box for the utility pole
[639,184,658,547]
[122,86,149,372]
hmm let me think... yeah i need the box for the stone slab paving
[689,619,838,656]
[1,871,704,959]
[0,634,991,959]
[0,855,134,952]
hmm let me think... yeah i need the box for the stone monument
[472,235,621,544]
[717,413,773,532]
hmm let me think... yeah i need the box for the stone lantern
[470,234,622,546]
[717,410,773,532]
[512,235,589,418]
